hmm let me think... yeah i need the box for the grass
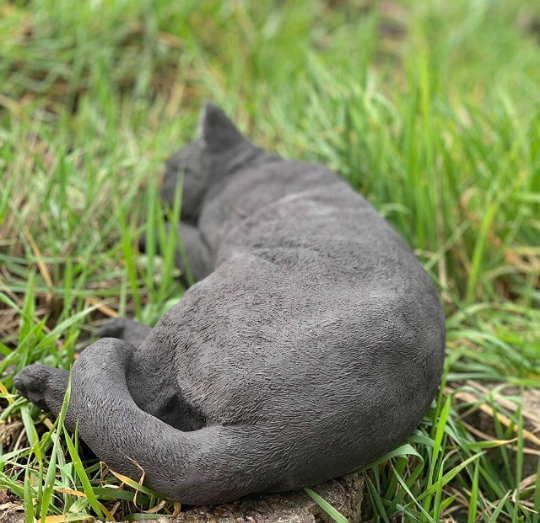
[1,0,540,521]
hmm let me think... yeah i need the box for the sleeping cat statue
[14,102,446,505]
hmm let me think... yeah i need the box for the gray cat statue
[14,102,445,505]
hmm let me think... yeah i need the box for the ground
[0,0,540,521]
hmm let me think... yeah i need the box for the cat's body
[14,103,445,505]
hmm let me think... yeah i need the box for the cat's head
[161,102,262,220]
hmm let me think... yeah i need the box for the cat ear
[198,101,245,152]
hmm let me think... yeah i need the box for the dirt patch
[159,474,364,523]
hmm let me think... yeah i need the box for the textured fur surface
[14,103,446,505]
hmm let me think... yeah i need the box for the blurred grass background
[0,0,540,521]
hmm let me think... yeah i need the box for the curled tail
[15,339,277,504]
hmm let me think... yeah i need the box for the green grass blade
[304,488,350,523]
[62,427,107,520]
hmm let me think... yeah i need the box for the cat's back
[199,158,348,249]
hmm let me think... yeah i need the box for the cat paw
[13,364,52,410]
[97,317,128,339]
[96,317,151,350]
